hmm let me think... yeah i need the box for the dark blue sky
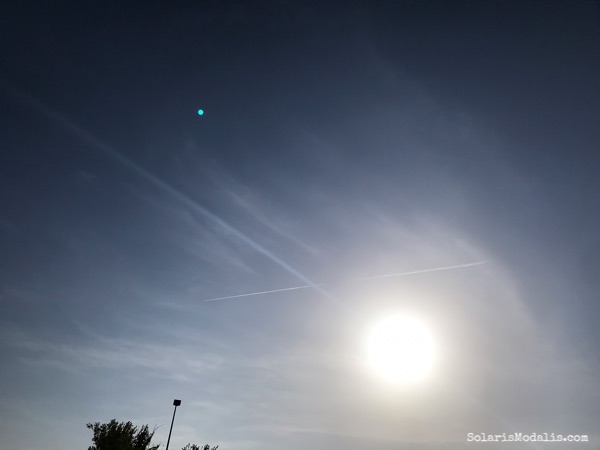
[1,2,599,449]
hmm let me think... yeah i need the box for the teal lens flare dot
[197,109,204,115]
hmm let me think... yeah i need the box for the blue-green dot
[197,109,204,115]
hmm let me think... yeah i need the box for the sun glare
[366,314,435,383]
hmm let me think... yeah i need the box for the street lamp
[165,399,181,450]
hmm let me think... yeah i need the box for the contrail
[203,260,488,302]
[0,78,337,304]
[355,260,488,281]
[204,284,324,302]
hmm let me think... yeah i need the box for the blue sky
[1,1,599,449]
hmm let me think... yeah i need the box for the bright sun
[366,314,436,383]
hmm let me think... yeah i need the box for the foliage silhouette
[182,444,219,450]
[86,419,160,450]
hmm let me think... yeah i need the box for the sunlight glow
[366,314,435,383]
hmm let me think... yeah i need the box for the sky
[1,1,599,449]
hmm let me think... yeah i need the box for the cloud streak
[1,323,226,382]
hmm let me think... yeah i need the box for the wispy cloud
[1,324,225,382]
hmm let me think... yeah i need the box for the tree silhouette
[86,419,160,450]
[182,444,219,450]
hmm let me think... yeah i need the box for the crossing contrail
[203,260,488,302]
[0,78,338,305]
[1,80,488,310]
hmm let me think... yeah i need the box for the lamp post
[165,399,181,450]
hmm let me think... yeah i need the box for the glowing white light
[366,315,435,383]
